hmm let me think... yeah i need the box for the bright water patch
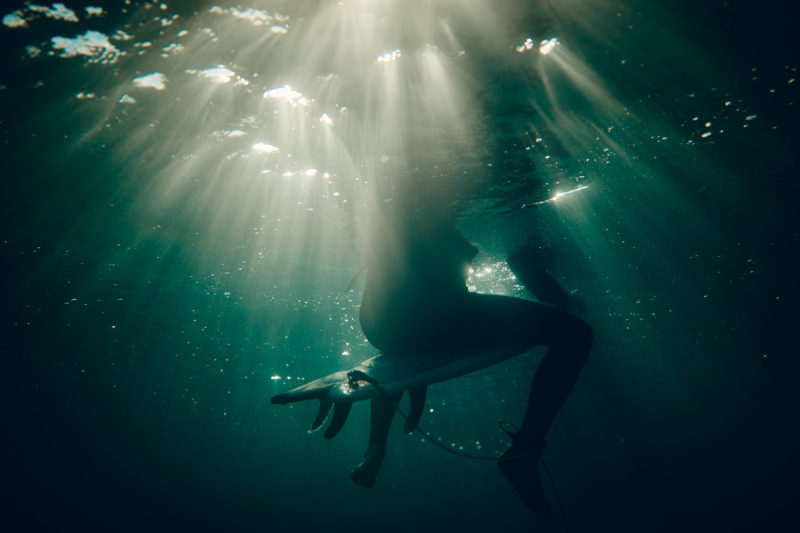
[263,85,310,106]
[132,72,167,90]
[3,3,79,27]
[50,30,122,63]
[209,5,289,33]
[251,142,279,154]
[85,6,105,18]
[2,10,26,28]
[376,49,402,63]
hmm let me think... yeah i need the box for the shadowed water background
[1,1,797,532]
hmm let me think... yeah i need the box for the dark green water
[2,1,797,532]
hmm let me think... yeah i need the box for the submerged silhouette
[271,191,592,517]
[351,199,593,516]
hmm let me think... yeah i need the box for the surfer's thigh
[453,293,585,353]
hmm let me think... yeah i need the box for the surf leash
[347,370,568,532]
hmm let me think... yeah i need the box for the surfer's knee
[571,316,593,357]
[572,314,592,341]
[546,312,592,358]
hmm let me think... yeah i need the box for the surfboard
[270,347,523,437]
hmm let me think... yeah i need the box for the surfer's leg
[434,294,592,445]
[498,440,551,518]
[518,310,593,445]
[350,393,401,488]
[450,294,591,516]
[459,290,592,445]
[499,307,591,518]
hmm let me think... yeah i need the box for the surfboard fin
[324,402,352,439]
[309,398,333,432]
[404,386,427,433]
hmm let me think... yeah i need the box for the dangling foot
[350,442,386,488]
[498,432,552,519]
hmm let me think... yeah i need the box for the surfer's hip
[360,294,471,354]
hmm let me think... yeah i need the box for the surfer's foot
[498,436,551,519]
[350,442,386,488]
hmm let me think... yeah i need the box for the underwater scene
[2,1,797,531]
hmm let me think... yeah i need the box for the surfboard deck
[270,347,521,406]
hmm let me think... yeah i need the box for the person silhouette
[352,200,593,517]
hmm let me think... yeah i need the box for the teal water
[2,1,797,532]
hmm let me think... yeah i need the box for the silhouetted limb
[324,402,352,439]
[498,436,551,519]
[350,392,401,487]
[519,310,593,445]
[404,386,427,433]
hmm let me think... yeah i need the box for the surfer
[353,202,593,517]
